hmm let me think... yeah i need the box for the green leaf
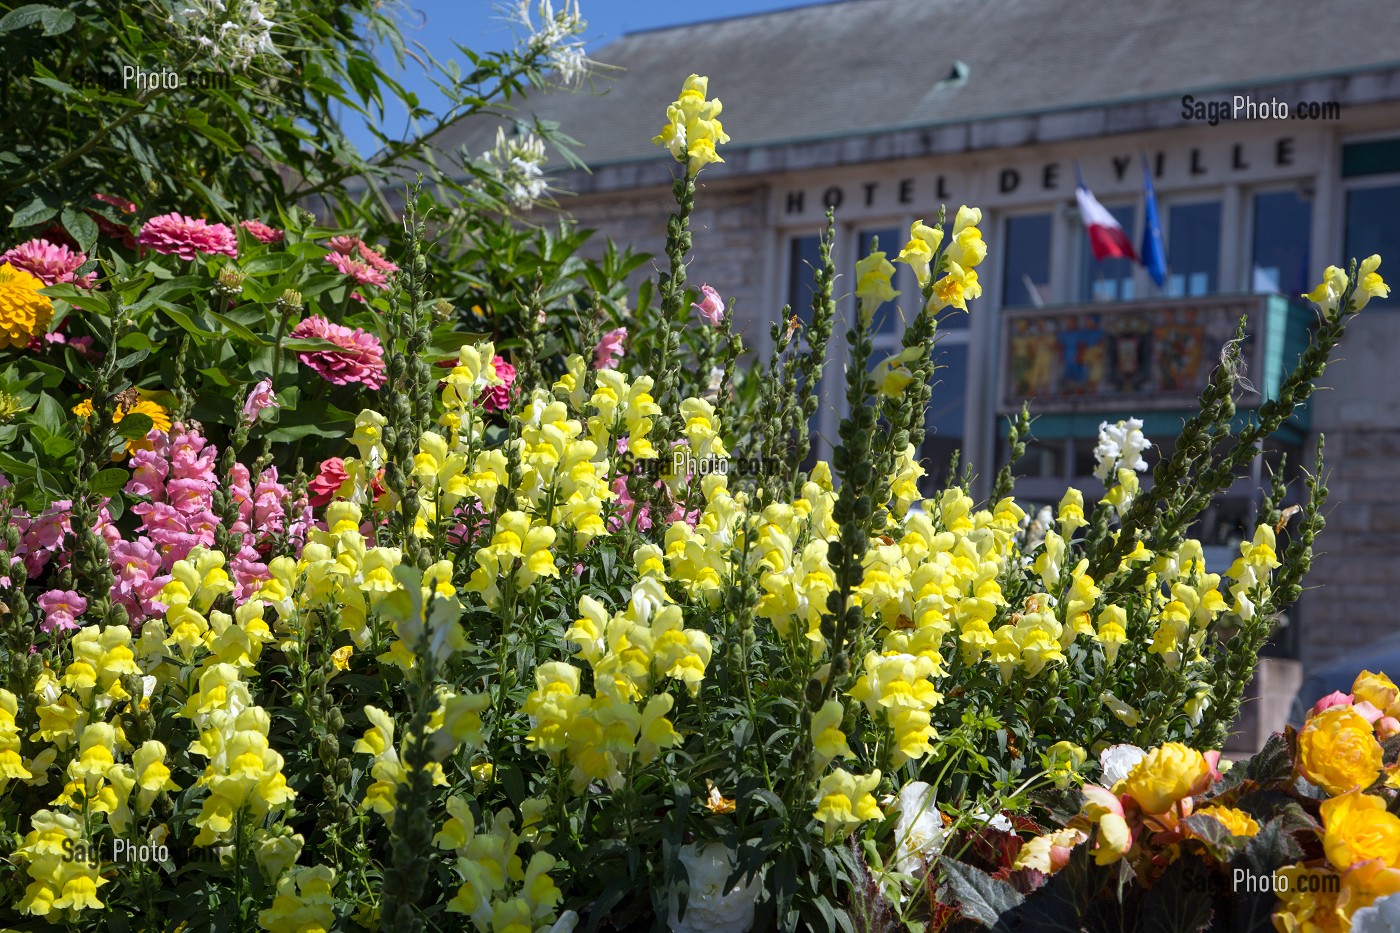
[116,412,154,440]
[61,207,98,253]
[208,310,271,346]
[11,196,57,229]
[30,392,64,434]
[39,6,74,35]
[1140,856,1215,933]
[0,4,49,33]
[157,303,217,339]
[89,468,130,497]
[937,857,1024,926]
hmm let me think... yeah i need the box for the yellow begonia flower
[1321,789,1400,869]
[1297,705,1383,796]
[1188,805,1259,839]
[1119,742,1208,814]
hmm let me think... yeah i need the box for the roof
[433,0,1400,172]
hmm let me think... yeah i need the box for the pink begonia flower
[692,284,725,326]
[1378,717,1400,740]
[37,590,87,634]
[137,212,238,261]
[594,327,627,370]
[242,378,279,424]
[0,238,96,287]
[1353,700,1385,724]
[1309,691,1355,719]
[239,219,285,244]
[309,458,349,507]
[325,250,390,290]
[289,315,386,389]
[480,356,516,412]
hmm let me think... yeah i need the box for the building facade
[439,0,1400,733]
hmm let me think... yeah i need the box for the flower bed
[0,63,1393,933]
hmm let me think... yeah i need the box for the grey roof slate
[433,0,1400,170]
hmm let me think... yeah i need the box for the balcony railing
[997,293,1313,419]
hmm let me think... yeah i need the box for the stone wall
[1300,312,1400,668]
[560,181,773,351]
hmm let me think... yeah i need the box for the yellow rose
[1353,670,1400,719]
[1189,805,1259,839]
[1320,790,1400,870]
[1297,706,1383,796]
[1120,742,1208,814]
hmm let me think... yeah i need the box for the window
[1003,213,1052,308]
[921,342,967,486]
[1166,201,1221,297]
[1345,184,1400,308]
[787,234,824,323]
[1080,205,1136,302]
[1252,190,1313,295]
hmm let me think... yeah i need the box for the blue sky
[346,0,815,154]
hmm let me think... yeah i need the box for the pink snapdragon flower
[37,590,86,634]
[594,327,627,371]
[308,457,348,507]
[0,238,96,287]
[289,315,386,389]
[239,219,285,244]
[242,378,279,424]
[138,213,239,261]
[480,356,516,412]
[692,284,725,326]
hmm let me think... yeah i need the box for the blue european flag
[1140,154,1168,288]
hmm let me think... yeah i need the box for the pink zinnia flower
[138,213,238,261]
[308,457,348,507]
[325,251,389,290]
[594,327,627,371]
[239,219,284,245]
[37,589,86,634]
[480,356,516,412]
[0,238,96,287]
[289,315,386,389]
[242,377,279,424]
[692,284,725,326]
[325,236,399,275]
[356,244,398,275]
[325,235,361,255]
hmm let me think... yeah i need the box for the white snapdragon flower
[667,843,761,933]
[511,0,590,86]
[1093,417,1151,482]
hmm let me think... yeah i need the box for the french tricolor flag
[1075,163,1137,262]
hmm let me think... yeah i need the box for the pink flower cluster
[138,212,239,261]
[326,236,398,276]
[239,219,285,245]
[325,250,390,291]
[289,315,386,390]
[0,238,96,287]
[6,423,311,632]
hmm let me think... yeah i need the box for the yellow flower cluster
[436,800,566,931]
[895,206,987,312]
[652,74,730,175]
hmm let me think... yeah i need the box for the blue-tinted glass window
[1345,184,1400,308]
[1167,201,1221,297]
[1003,214,1052,307]
[788,234,823,323]
[1252,191,1313,295]
[920,342,967,486]
[1080,205,1136,302]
